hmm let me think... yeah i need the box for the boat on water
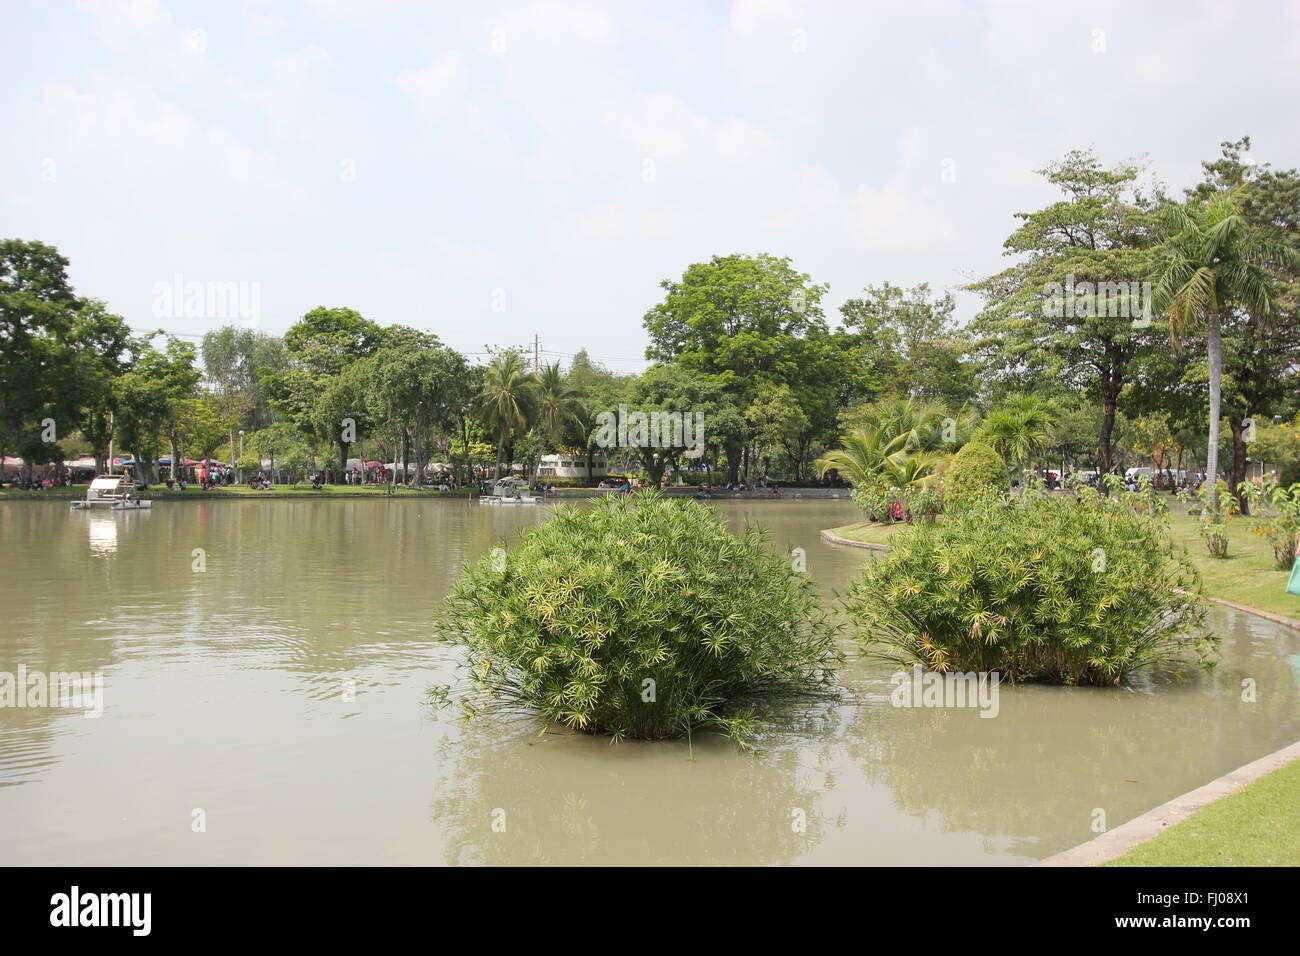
[478,476,542,505]
[70,474,153,511]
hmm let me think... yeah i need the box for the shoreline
[0,487,857,503]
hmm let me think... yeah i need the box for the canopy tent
[65,457,98,471]
[1,456,23,473]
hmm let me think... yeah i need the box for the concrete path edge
[1032,739,1300,866]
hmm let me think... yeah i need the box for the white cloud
[391,55,469,114]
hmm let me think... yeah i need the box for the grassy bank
[825,513,1300,621]
[1104,757,1300,866]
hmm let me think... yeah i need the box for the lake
[1,498,1296,865]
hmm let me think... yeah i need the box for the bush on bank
[843,491,1215,685]
[436,492,841,743]
[941,441,1009,509]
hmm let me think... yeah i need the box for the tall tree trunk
[1229,417,1249,515]
[725,441,741,484]
[1206,313,1223,511]
[337,438,349,486]
[1098,384,1117,475]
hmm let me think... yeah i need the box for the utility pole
[533,334,540,372]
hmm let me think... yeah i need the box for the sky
[3,0,1298,373]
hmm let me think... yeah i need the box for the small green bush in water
[843,492,1214,685]
[437,492,841,743]
[942,441,1009,509]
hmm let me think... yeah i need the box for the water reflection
[84,512,119,557]
[429,713,843,866]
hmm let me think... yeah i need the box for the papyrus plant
[844,490,1213,685]
[436,492,841,745]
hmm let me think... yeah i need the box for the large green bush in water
[843,492,1214,685]
[942,441,1009,509]
[437,492,840,743]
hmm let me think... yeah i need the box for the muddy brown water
[1,498,1296,865]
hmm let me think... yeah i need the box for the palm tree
[531,362,584,487]
[975,394,1059,472]
[1151,192,1298,509]
[474,353,537,480]
[814,425,910,487]
[873,397,952,452]
[816,425,941,522]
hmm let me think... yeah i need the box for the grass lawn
[825,512,1300,621]
[1103,758,1300,866]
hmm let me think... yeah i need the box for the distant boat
[70,475,153,511]
[478,476,541,505]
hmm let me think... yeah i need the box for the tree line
[2,138,1296,500]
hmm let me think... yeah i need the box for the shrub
[942,441,1009,509]
[1244,479,1300,570]
[436,491,841,744]
[1177,481,1237,558]
[843,492,1214,685]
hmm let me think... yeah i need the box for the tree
[643,253,831,481]
[622,365,744,487]
[247,420,313,483]
[364,340,470,490]
[530,362,583,487]
[68,300,136,473]
[173,393,230,466]
[1183,139,1300,511]
[975,394,1060,472]
[116,336,200,483]
[265,307,383,479]
[0,239,83,480]
[202,326,287,466]
[1150,191,1298,509]
[814,426,912,487]
[567,350,635,479]
[745,384,810,479]
[474,352,536,479]
[837,282,977,407]
[969,150,1159,473]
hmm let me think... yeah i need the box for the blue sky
[3,0,1298,372]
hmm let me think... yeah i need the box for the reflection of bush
[429,710,841,866]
